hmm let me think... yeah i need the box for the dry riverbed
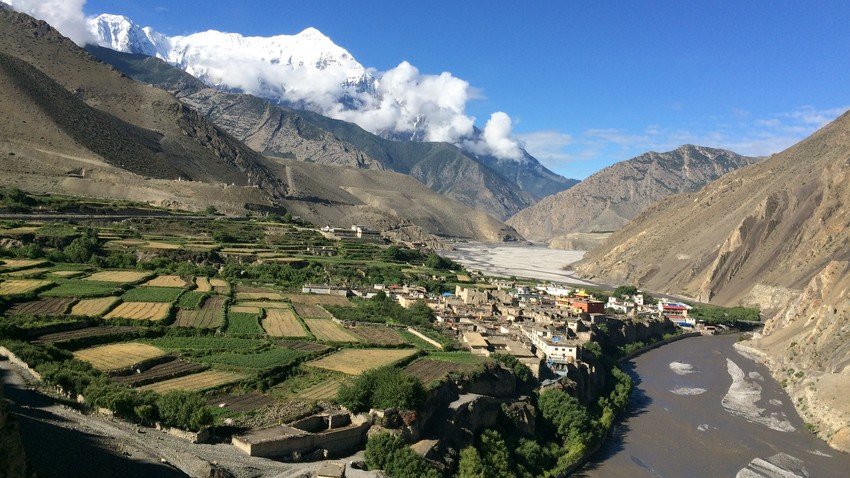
[442,242,592,284]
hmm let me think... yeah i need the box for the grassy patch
[177,291,208,309]
[201,347,305,370]
[426,351,486,365]
[226,312,265,335]
[121,287,183,303]
[41,280,121,298]
[145,336,267,353]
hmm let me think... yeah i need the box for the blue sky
[84,0,850,178]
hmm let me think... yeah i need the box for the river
[579,335,849,477]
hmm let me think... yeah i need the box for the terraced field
[173,295,226,329]
[230,305,261,314]
[138,370,246,393]
[285,293,352,307]
[0,279,53,296]
[262,308,307,337]
[292,303,333,319]
[236,291,284,301]
[206,392,274,413]
[121,287,183,303]
[0,259,47,271]
[201,347,305,370]
[69,297,120,316]
[8,297,76,316]
[403,358,481,385]
[303,319,359,342]
[194,276,212,292]
[350,326,406,345]
[237,301,290,309]
[308,348,418,375]
[209,278,230,294]
[144,275,188,288]
[104,302,171,321]
[35,326,143,346]
[41,280,120,298]
[113,359,207,387]
[85,270,151,284]
[297,380,342,401]
[74,342,167,372]
[225,312,265,335]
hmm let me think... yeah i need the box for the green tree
[364,432,439,478]
[538,389,592,444]
[458,446,486,478]
[613,285,638,298]
[479,430,513,478]
[337,366,425,413]
[156,391,213,431]
[62,231,101,263]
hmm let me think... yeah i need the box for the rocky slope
[576,111,850,451]
[86,46,574,218]
[508,145,760,245]
[0,7,519,242]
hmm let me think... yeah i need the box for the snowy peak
[87,14,165,58]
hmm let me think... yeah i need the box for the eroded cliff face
[744,261,850,452]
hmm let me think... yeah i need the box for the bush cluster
[364,432,439,478]
[337,366,424,413]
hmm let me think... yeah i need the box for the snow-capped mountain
[87,14,374,106]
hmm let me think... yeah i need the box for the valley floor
[442,242,592,284]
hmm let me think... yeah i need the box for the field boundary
[405,327,443,350]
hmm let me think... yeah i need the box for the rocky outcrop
[745,261,850,452]
[508,145,759,246]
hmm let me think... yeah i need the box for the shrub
[337,366,425,413]
[156,391,213,431]
[364,432,439,478]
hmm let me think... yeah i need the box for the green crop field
[201,347,305,370]
[121,287,184,303]
[41,280,121,298]
[145,336,266,353]
[226,312,265,335]
[177,291,208,309]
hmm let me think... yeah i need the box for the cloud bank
[5,0,93,45]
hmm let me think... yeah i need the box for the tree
[538,389,592,444]
[479,430,514,478]
[364,432,439,478]
[458,446,486,478]
[62,231,100,263]
[338,366,425,413]
[424,253,457,270]
[613,285,638,298]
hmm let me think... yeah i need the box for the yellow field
[285,293,352,306]
[0,259,47,271]
[237,301,290,309]
[230,305,261,314]
[74,343,166,371]
[144,275,188,288]
[6,267,51,277]
[194,277,212,292]
[0,279,53,296]
[303,319,359,342]
[0,226,39,235]
[104,302,171,321]
[209,278,230,293]
[143,241,181,250]
[296,380,342,401]
[308,348,418,375]
[49,270,86,278]
[184,243,218,252]
[262,309,307,337]
[236,292,285,300]
[70,296,120,316]
[139,370,246,393]
[85,270,151,283]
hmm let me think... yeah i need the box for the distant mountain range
[508,145,760,246]
[0,6,518,242]
[84,14,578,218]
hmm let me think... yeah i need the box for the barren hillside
[508,145,759,245]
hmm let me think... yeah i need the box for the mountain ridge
[507,145,760,245]
[86,45,576,218]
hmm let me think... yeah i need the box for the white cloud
[464,112,523,160]
[5,0,93,46]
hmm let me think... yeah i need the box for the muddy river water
[579,334,849,477]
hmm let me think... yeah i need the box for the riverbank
[577,334,849,477]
